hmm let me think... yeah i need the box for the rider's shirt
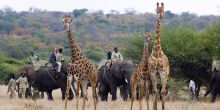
[111,52,123,62]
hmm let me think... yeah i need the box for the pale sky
[0,0,220,15]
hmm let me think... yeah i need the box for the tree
[72,8,88,18]
[164,11,175,19]
[3,21,14,36]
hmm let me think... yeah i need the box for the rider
[56,48,64,74]
[106,46,113,70]
[29,52,39,68]
[111,47,123,63]
[49,47,57,71]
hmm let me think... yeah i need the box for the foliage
[124,22,220,86]
[0,51,26,83]
[84,45,103,63]
[72,9,88,18]
[0,8,219,84]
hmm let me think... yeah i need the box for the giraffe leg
[64,74,72,110]
[151,73,158,110]
[76,79,80,110]
[130,82,136,110]
[138,82,144,110]
[89,74,97,110]
[161,74,168,110]
[81,80,88,110]
[92,84,97,110]
[145,79,150,110]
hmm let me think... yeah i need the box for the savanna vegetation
[0,6,220,98]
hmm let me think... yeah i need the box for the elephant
[97,61,134,101]
[18,61,74,100]
[17,63,44,98]
[204,68,220,102]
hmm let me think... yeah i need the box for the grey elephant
[18,61,74,100]
[204,68,220,102]
[17,63,44,98]
[97,62,134,101]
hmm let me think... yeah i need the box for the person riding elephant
[97,61,134,101]
[49,48,58,71]
[56,48,64,74]
[105,46,113,70]
[17,61,74,100]
[111,47,123,63]
[29,52,39,71]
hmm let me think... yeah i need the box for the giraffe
[148,3,169,110]
[130,31,151,110]
[62,15,97,110]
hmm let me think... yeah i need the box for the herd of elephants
[11,2,220,110]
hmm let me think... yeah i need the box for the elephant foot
[111,97,117,101]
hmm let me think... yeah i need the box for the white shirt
[111,52,123,62]
[189,80,195,91]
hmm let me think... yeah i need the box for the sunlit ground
[0,85,220,110]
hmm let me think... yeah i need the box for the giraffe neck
[152,18,162,57]
[66,29,83,62]
[141,39,148,63]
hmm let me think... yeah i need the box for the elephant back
[18,64,34,73]
[212,60,220,71]
[109,61,134,80]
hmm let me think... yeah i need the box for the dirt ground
[0,85,220,110]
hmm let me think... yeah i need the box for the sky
[0,0,220,15]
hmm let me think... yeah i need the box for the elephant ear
[110,64,123,79]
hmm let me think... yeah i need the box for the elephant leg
[211,91,217,103]
[119,86,123,98]
[25,87,31,98]
[105,91,109,101]
[40,92,44,99]
[121,84,128,101]
[196,83,201,100]
[110,85,117,101]
[61,88,65,100]
[46,90,53,100]
[68,88,74,100]
[61,84,74,100]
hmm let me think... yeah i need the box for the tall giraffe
[63,15,97,110]
[130,31,151,110]
[148,3,169,110]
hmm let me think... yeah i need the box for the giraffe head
[156,2,164,19]
[62,14,72,31]
[142,31,152,44]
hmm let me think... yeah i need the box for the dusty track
[0,85,219,110]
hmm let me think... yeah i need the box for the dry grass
[0,85,220,110]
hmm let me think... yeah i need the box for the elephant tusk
[125,79,128,84]
[70,85,74,94]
